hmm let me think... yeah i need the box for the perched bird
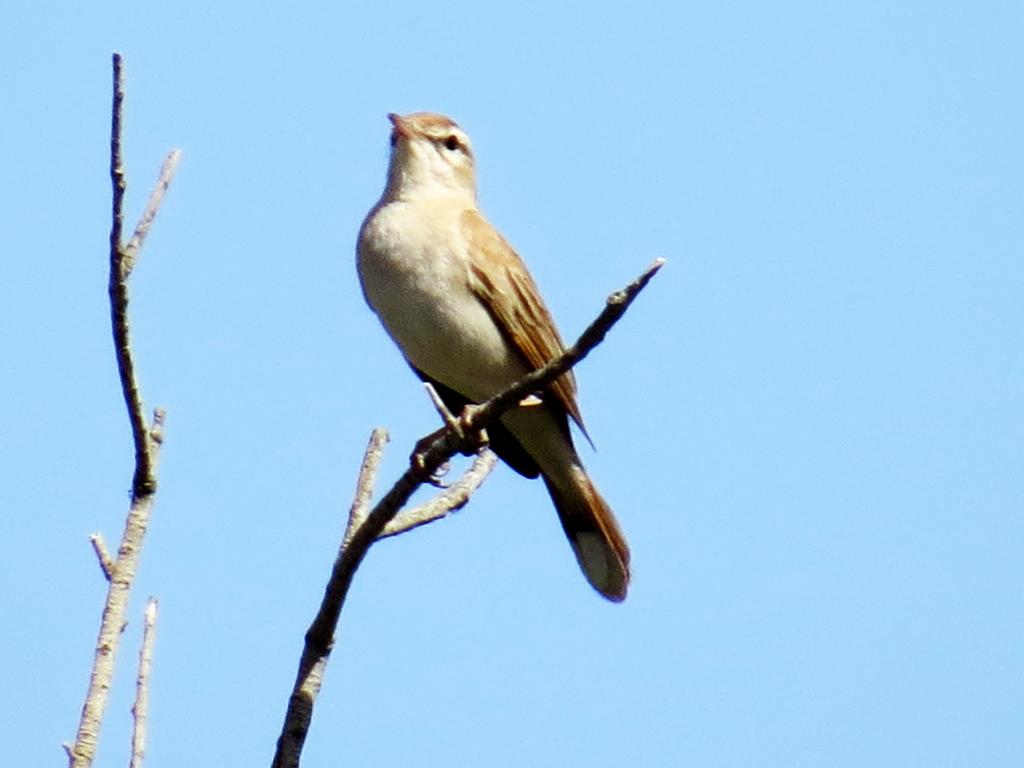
[357,112,630,601]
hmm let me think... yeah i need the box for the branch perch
[271,257,664,768]
[378,449,499,539]
[67,53,179,768]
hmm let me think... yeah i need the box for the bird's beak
[387,112,412,141]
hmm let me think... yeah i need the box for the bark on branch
[271,257,665,768]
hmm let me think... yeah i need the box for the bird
[356,112,630,601]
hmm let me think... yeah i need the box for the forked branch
[66,53,179,768]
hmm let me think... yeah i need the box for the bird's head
[383,112,477,203]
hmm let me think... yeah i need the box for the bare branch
[343,429,390,541]
[378,449,498,539]
[123,150,182,275]
[272,429,388,768]
[106,57,179,498]
[67,53,177,768]
[271,258,664,768]
[70,411,166,768]
[129,598,158,768]
[89,534,114,581]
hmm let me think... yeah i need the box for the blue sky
[2,2,1021,766]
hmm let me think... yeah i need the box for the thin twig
[107,53,149,496]
[343,429,390,542]
[129,599,159,768]
[123,150,182,276]
[378,449,498,539]
[89,534,114,581]
[423,382,461,435]
[67,53,178,768]
[106,59,175,497]
[271,258,664,768]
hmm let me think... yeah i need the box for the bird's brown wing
[461,208,587,434]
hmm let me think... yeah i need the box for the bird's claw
[411,428,446,473]
[452,405,489,456]
[410,408,489,483]
[426,461,451,487]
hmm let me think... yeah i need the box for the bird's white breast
[357,198,527,400]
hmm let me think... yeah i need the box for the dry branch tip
[88,534,114,581]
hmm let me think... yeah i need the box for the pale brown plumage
[462,208,587,433]
[357,112,630,600]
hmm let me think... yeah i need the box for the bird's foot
[411,427,452,487]
[454,404,489,456]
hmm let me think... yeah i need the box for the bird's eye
[390,132,397,147]
[444,135,460,152]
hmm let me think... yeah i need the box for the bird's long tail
[543,465,631,601]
